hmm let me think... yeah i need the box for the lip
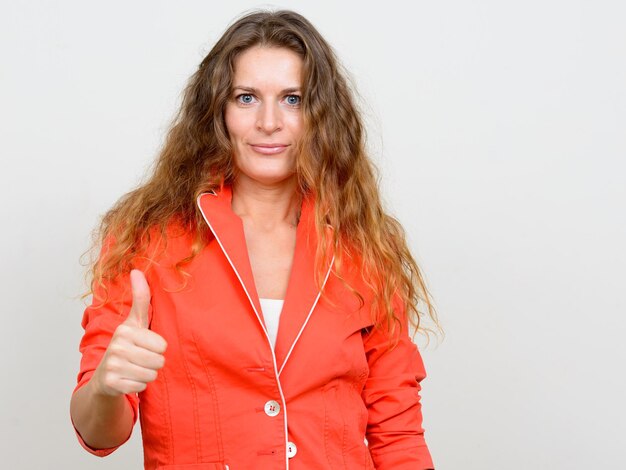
[249,143,289,155]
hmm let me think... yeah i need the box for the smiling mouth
[249,144,289,155]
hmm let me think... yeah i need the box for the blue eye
[286,95,301,106]
[237,94,255,104]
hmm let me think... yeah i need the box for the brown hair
[88,9,441,339]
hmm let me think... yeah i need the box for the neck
[230,177,301,230]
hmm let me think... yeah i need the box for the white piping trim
[278,254,335,377]
[197,193,290,470]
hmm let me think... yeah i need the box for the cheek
[287,114,304,139]
[224,107,248,141]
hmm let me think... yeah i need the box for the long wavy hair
[87,9,441,339]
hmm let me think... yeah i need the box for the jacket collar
[196,184,334,374]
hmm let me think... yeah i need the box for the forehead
[232,46,303,88]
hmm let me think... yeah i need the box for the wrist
[88,371,117,399]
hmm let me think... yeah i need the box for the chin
[257,174,295,186]
[239,169,296,186]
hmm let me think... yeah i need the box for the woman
[70,9,439,470]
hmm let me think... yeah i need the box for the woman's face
[225,46,304,187]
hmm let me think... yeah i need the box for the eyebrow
[232,86,301,94]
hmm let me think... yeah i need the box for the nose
[255,101,282,134]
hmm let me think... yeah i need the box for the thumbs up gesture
[92,270,168,397]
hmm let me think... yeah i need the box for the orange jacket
[72,185,434,469]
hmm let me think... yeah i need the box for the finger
[127,269,151,328]
[116,378,149,394]
[130,328,168,355]
[127,345,166,370]
[118,361,160,384]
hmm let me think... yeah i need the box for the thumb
[127,269,151,328]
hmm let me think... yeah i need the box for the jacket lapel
[196,185,334,375]
[197,185,263,323]
[274,190,334,375]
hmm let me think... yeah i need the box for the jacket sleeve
[362,297,434,469]
[71,268,144,456]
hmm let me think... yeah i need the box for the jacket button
[264,400,280,417]
[287,441,297,458]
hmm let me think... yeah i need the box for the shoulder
[142,220,197,268]
[99,219,195,272]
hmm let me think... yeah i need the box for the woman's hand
[91,269,167,397]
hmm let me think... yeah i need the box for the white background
[1,1,624,468]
